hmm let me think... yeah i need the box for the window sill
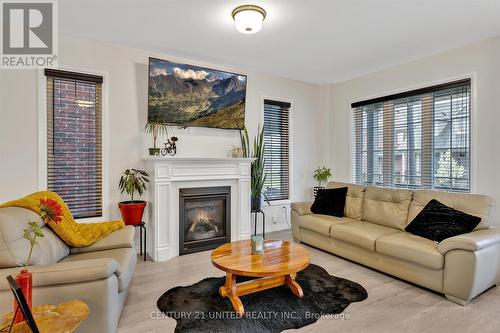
[264,199,291,207]
[76,216,106,224]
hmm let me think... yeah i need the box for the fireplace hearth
[179,186,231,255]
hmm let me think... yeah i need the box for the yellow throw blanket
[0,191,124,247]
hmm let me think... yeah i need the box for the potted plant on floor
[118,169,149,225]
[313,166,332,197]
[145,117,169,156]
[240,126,266,212]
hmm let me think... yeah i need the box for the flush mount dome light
[232,5,266,34]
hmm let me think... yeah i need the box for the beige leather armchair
[0,207,136,333]
[292,181,500,305]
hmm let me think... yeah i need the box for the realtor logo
[1,0,58,68]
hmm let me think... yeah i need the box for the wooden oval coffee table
[211,239,310,316]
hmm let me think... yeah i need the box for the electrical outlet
[271,215,278,224]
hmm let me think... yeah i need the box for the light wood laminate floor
[118,229,500,333]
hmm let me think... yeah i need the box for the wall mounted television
[148,57,247,130]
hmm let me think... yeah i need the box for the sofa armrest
[291,202,313,216]
[0,258,119,291]
[438,228,500,254]
[70,225,135,254]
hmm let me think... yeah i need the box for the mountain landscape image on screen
[148,58,247,129]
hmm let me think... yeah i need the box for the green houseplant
[313,166,332,196]
[145,118,169,156]
[240,126,266,212]
[118,169,149,225]
[313,166,332,187]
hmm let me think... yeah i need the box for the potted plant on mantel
[118,169,149,225]
[313,166,332,197]
[145,117,169,156]
[240,126,266,212]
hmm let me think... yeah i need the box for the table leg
[219,273,244,316]
[286,273,304,297]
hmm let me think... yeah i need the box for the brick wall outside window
[47,76,102,219]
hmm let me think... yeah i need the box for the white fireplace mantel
[143,156,253,262]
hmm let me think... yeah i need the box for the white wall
[329,36,500,224]
[6,33,498,229]
[0,34,329,229]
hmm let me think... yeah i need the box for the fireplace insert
[179,186,231,255]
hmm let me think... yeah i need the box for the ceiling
[60,0,500,84]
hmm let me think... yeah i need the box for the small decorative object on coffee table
[251,235,264,254]
[211,240,310,316]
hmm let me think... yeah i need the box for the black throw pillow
[310,187,348,217]
[405,199,481,242]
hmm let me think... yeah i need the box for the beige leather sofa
[0,207,137,333]
[292,181,500,305]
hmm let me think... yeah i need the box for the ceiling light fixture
[232,5,266,34]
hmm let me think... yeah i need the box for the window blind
[352,79,471,192]
[45,69,103,218]
[263,100,290,201]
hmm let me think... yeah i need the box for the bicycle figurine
[161,136,178,156]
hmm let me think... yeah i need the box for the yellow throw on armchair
[0,191,124,247]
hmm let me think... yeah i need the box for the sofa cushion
[311,187,347,217]
[405,199,481,242]
[376,233,443,269]
[362,186,413,230]
[330,221,400,251]
[298,214,353,236]
[327,182,366,220]
[408,190,491,230]
[0,207,69,268]
[61,248,136,292]
[70,226,135,254]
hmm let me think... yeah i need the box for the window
[45,69,103,218]
[263,99,290,201]
[352,79,471,192]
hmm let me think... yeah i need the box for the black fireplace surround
[179,186,231,255]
